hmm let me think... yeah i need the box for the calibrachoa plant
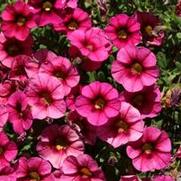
[0,0,180,181]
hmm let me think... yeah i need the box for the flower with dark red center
[111,45,159,92]
[0,33,33,68]
[105,13,141,48]
[36,124,84,169]
[127,127,172,172]
[61,154,105,180]
[26,73,66,119]
[98,102,144,148]
[135,11,165,46]
[1,1,36,41]
[75,81,121,126]
[120,84,161,119]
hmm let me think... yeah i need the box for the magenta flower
[120,175,139,181]
[98,102,144,148]
[120,85,161,119]
[7,91,33,135]
[127,127,172,172]
[0,105,8,129]
[54,8,92,34]
[16,156,53,180]
[61,154,105,181]
[1,1,36,41]
[111,45,159,92]
[135,12,165,46]
[75,81,121,126]
[0,33,33,68]
[68,27,112,62]
[152,175,174,181]
[26,73,66,119]
[175,145,181,159]
[0,166,16,181]
[39,55,80,96]
[37,124,84,169]
[105,14,141,48]
[0,131,17,169]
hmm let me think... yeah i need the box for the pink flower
[16,156,53,180]
[36,124,84,169]
[1,1,36,41]
[75,81,121,126]
[0,105,8,129]
[39,55,80,96]
[7,91,33,135]
[26,73,66,119]
[111,45,159,92]
[68,27,112,62]
[120,175,139,181]
[105,14,141,48]
[120,85,161,119]
[127,127,172,172]
[0,131,17,169]
[135,12,164,46]
[0,33,33,68]
[0,166,16,181]
[98,102,144,148]
[152,175,174,181]
[61,154,105,181]
[54,8,92,34]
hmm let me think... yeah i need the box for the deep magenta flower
[105,14,141,48]
[36,124,84,169]
[0,105,8,128]
[120,85,161,119]
[26,73,66,119]
[152,175,174,181]
[175,145,181,159]
[7,91,33,135]
[127,127,172,172]
[98,102,144,148]
[1,1,36,41]
[61,154,105,181]
[16,156,53,180]
[0,131,17,169]
[111,45,159,92]
[54,8,92,34]
[68,27,112,62]
[75,81,121,126]
[135,12,164,46]
[120,175,139,181]
[39,55,80,96]
[0,166,16,181]
[0,33,33,68]
[176,0,181,16]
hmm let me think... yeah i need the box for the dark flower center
[42,1,53,11]
[67,20,78,30]
[5,41,22,56]
[131,62,143,74]
[118,29,127,40]
[29,171,40,181]
[15,15,27,26]
[0,147,3,155]
[142,143,153,155]
[94,98,105,110]
[53,69,67,80]
[15,65,27,76]
[55,138,68,151]
[115,120,129,133]
[80,167,92,178]
[40,91,53,105]
[132,94,144,108]
[144,25,153,36]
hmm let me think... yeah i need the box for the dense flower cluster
[0,0,180,181]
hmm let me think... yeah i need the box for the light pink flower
[0,131,17,169]
[68,27,112,62]
[0,105,8,129]
[152,175,174,181]
[39,55,80,96]
[98,102,144,148]
[127,127,172,172]
[105,14,141,48]
[36,124,84,169]
[0,33,33,68]
[1,1,36,41]
[120,175,139,181]
[75,81,121,126]
[7,91,33,135]
[120,85,161,119]
[54,8,92,34]
[16,156,53,180]
[111,45,159,92]
[135,12,164,46]
[26,73,66,119]
[61,154,105,181]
